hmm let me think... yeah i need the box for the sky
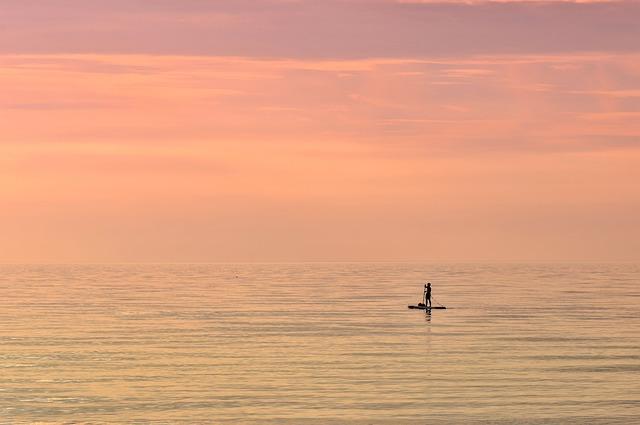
[1,0,639,262]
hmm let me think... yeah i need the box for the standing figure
[424,283,432,308]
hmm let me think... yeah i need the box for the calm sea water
[0,263,638,424]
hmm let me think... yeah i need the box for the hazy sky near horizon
[1,0,639,262]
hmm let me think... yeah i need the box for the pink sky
[1,1,639,262]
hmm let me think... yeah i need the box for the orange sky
[1,1,639,262]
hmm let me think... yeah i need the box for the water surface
[1,263,638,423]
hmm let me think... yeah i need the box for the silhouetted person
[424,283,432,308]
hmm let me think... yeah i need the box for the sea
[1,263,638,424]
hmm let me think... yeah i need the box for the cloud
[395,0,620,3]
[2,100,120,110]
[571,89,640,98]
[1,0,639,58]
[2,52,639,156]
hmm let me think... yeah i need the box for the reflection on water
[0,263,638,423]
[424,310,432,323]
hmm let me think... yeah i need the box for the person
[423,283,432,308]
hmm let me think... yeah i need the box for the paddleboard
[408,305,446,310]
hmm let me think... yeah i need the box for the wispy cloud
[2,52,639,155]
[571,89,640,98]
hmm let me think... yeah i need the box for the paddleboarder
[423,283,432,308]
